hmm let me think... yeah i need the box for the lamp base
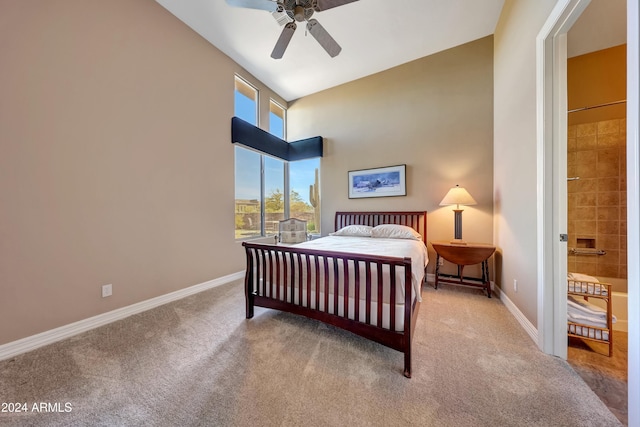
[449,239,467,245]
[453,209,463,240]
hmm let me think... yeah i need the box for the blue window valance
[231,117,323,161]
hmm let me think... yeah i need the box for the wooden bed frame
[243,211,427,378]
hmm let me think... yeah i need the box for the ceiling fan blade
[271,22,297,59]
[272,5,294,26]
[225,0,278,12]
[313,0,358,12]
[306,19,341,57]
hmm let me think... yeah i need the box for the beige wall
[493,0,559,326]
[0,0,285,345]
[568,45,627,125]
[0,0,555,347]
[288,37,495,275]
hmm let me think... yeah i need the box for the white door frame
[625,1,639,424]
[536,0,590,360]
[537,1,639,425]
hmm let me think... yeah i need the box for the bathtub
[580,276,628,332]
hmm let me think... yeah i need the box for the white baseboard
[2,272,540,362]
[0,271,245,362]
[498,287,539,344]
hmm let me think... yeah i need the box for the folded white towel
[568,279,609,296]
[568,296,606,317]
[567,296,616,327]
[568,272,599,282]
[568,312,608,328]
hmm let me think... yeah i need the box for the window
[234,77,257,124]
[234,77,261,239]
[234,77,320,239]
[290,158,321,235]
[265,100,286,235]
[269,100,285,138]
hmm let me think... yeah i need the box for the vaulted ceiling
[155,0,627,102]
[156,0,505,101]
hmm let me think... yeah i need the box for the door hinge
[560,234,568,242]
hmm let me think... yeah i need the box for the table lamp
[439,184,477,244]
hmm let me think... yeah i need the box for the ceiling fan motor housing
[283,0,314,22]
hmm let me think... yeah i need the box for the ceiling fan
[225,0,359,59]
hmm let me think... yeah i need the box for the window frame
[269,99,289,218]
[233,76,320,240]
[234,75,261,239]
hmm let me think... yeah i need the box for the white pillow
[371,224,422,240]
[330,225,373,237]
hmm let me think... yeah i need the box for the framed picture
[348,164,407,199]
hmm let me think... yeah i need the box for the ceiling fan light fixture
[293,5,306,21]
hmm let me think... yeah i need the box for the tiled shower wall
[567,118,627,279]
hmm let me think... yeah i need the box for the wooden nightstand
[431,241,496,298]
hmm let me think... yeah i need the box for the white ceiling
[568,0,626,58]
[155,0,627,102]
[155,0,505,101]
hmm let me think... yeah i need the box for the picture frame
[348,164,407,199]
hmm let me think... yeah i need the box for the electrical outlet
[513,279,518,292]
[438,257,444,266]
[102,284,112,298]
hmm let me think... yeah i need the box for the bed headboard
[334,211,428,244]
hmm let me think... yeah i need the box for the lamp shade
[439,185,477,207]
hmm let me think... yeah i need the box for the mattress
[262,285,410,332]
[293,235,428,303]
[251,235,428,331]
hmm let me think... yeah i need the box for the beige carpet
[0,280,622,426]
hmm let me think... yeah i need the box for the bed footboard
[243,242,419,377]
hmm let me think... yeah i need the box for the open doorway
[564,2,627,422]
[538,0,638,426]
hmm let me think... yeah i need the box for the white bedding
[295,235,429,303]
[250,235,428,332]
